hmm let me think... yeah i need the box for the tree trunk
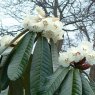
[89,65,95,81]
[89,33,95,81]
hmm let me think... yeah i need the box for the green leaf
[0,63,9,91]
[0,46,17,91]
[8,78,23,95]
[8,32,35,81]
[59,69,73,95]
[81,74,94,95]
[59,69,82,95]
[30,36,53,95]
[0,55,9,67]
[72,69,82,95]
[42,66,69,95]
[22,55,32,95]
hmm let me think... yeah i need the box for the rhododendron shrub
[0,6,95,95]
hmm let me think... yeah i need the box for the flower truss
[59,41,95,70]
[23,6,64,43]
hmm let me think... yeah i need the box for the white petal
[35,6,45,17]
[59,52,70,67]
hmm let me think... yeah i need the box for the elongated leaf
[0,55,9,67]
[72,69,82,95]
[42,66,69,95]
[0,63,9,91]
[59,69,73,95]
[50,39,59,67]
[30,36,53,95]
[59,69,82,95]
[8,78,23,95]
[8,32,35,81]
[22,55,32,95]
[0,46,17,91]
[81,74,94,95]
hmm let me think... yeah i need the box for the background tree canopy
[0,0,95,49]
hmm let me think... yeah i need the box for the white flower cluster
[0,35,13,55]
[23,6,64,43]
[0,35,13,47]
[59,41,95,67]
